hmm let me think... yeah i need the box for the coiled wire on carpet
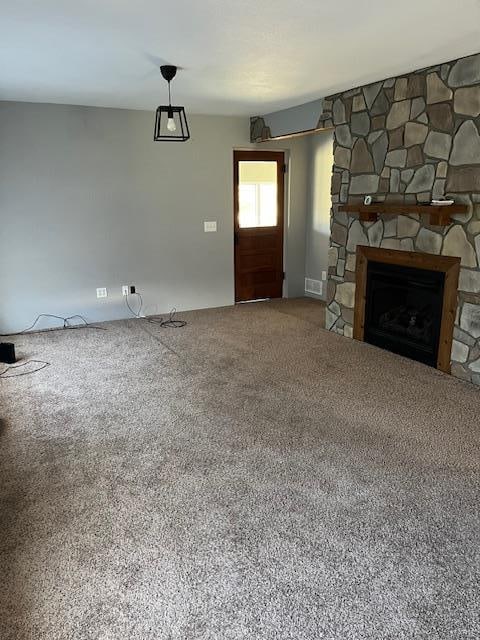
[125,293,187,328]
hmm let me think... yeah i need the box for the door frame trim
[233,149,285,302]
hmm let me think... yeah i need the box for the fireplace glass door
[364,261,445,367]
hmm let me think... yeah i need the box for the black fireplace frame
[364,260,445,367]
[353,246,460,373]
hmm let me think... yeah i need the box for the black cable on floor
[124,294,187,328]
[148,308,187,328]
[0,360,50,378]
[0,314,106,337]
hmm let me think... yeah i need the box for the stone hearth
[321,52,480,385]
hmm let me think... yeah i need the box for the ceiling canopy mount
[160,65,178,83]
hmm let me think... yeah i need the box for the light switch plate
[96,287,107,298]
[204,221,217,233]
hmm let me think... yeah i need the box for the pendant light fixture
[154,65,190,142]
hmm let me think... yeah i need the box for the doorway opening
[233,150,285,302]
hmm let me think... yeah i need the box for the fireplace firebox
[353,247,460,373]
[364,261,444,367]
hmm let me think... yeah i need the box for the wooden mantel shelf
[339,203,469,226]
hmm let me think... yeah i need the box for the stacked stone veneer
[250,116,272,142]
[322,52,480,385]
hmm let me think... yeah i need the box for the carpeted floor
[1,298,479,639]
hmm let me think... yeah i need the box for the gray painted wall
[0,102,251,332]
[305,130,334,299]
[258,136,310,297]
[0,102,311,333]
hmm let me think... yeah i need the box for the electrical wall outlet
[204,221,217,233]
[130,285,136,294]
[96,287,107,298]
[122,285,129,296]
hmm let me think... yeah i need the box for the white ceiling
[1,0,480,116]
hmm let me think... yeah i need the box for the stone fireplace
[321,52,480,385]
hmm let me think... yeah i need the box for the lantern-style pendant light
[154,65,190,142]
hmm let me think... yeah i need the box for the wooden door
[233,150,285,302]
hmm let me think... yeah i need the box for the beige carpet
[0,298,479,639]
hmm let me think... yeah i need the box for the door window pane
[238,161,277,228]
